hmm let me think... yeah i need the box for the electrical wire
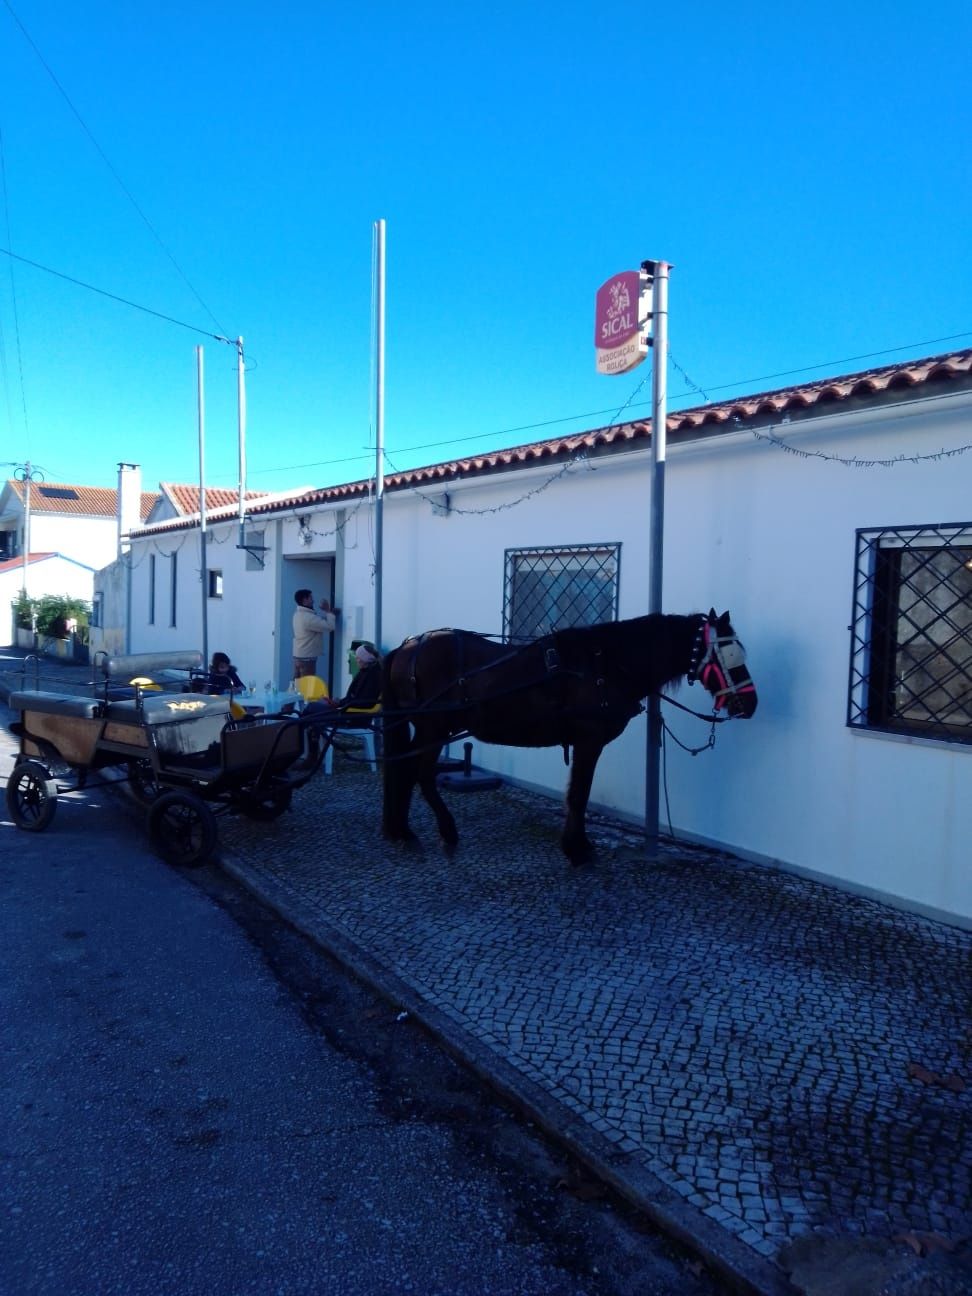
[0,247,231,341]
[2,0,229,339]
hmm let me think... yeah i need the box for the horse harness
[685,614,755,712]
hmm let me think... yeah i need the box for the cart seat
[8,691,103,719]
[103,694,229,724]
[97,650,203,681]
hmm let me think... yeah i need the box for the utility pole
[374,219,386,654]
[13,461,43,598]
[197,346,209,669]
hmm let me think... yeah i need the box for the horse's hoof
[383,826,419,846]
[562,840,595,867]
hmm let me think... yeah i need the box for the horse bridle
[686,615,755,713]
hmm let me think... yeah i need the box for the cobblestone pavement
[3,651,971,1294]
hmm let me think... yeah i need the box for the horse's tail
[380,646,411,837]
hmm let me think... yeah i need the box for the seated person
[205,651,245,695]
[306,644,381,722]
[302,645,381,761]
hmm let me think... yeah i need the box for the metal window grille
[503,544,620,642]
[848,523,972,744]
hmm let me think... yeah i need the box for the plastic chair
[296,675,329,702]
[129,675,162,692]
[324,706,379,775]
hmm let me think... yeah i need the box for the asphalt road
[0,731,724,1295]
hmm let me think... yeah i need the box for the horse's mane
[551,613,699,694]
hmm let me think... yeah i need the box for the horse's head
[687,609,757,718]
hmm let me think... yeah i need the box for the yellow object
[130,676,162,692]
[296,675,329,702]
[345,703,381,715]
[229,701,246,719]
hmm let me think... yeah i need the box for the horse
[380,608,757,865]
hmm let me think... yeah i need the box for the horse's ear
[707,607,718,623]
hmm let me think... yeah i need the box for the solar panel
[38,487,80,500]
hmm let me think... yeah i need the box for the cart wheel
[147,792,217,868]
[6,760,58,832]
[238,787,293,821]
[128,758,162,806]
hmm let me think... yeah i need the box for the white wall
[29,514,118,572]
[121,388,972,925]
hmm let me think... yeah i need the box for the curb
[219,846,796,1296]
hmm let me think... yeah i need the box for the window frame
[207,569,223,599]
[848,522,972,746]
[148,554,156,625]
[503,542,621,642]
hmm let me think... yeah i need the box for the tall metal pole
[374,219,385,653]
[236,336,247,550]
[197,345,209,668]
[644,261,670,858]
[21,459,31,596]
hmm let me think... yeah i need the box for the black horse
[381,609,757,865]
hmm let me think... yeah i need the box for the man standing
[292,589,340,679]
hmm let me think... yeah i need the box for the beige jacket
[292,605,337,660]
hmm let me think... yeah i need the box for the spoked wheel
[128,758,162,806]
[237,786,293,821]
[147,791,218,868]
[6,760,59,832]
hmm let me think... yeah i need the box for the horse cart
[4,650,321,867]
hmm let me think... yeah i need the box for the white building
[108,347,972,928]
[0,467,157,642]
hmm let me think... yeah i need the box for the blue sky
[1,1,970,495]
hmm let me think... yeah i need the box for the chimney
[117,463,142,557]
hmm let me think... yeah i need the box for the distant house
[0,552,97,648]
[0,467,158,644]
[105,347,972,927]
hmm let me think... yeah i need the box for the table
[237,690,301,715]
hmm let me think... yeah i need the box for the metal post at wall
[374,219,386,654]
[644,260,670,858]
[236,335,247,551]
[197,345,209,669]
[22,460,31,596]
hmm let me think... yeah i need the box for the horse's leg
[381,716,420,844]
[414,739,459,854]
[561,741,603,865]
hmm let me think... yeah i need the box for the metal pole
[236,336,246,550]
[644,261,670,858]
[21,459,30,596]
[197,345,209,669]
[374,219,385,654]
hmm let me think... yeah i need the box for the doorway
[279,557,336,690]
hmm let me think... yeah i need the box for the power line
[2,0,229,338]
[0,246,231,341]
[238,329,972,483]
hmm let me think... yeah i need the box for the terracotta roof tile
[132,346,972,535]
[0,551,55,574]
[5,482,159,521]
[159,483,270,515]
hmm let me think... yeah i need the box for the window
[90,593,103,629]
[148,555,156,625]
[504,543,620,641]
[849,524,972,744]
[170,553,178,627]
[208,569,223,598]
